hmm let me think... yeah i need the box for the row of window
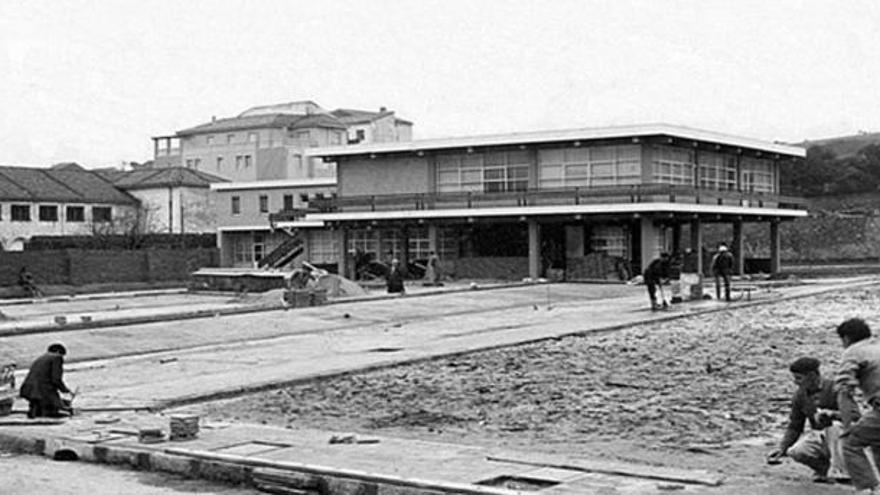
[186,154,254,172]
[230,193,332,215]
[205,133,259,146]
[0,205,111,223]
[433,145,777,194]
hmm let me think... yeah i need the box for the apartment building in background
[151,101,413,183]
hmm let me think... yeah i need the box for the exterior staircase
[257,232,304,269]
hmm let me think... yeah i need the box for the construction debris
[169,414,200,441]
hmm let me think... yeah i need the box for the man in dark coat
[710,243,734,302]
[643,253,671,310]
[19,343,71,418]
[386,259,405,294]
[766,357,847,483]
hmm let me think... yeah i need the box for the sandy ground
[0,451,260,495]
[191,286,880,493]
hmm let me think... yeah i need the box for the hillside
[782,131,880,196]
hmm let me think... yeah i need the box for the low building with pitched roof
[98,167,227,234]
[0,164,139,250]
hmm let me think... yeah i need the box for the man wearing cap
[767,356,846,483]
[710,243,734,302]
[19,343,72,418]
[835,318,880,494]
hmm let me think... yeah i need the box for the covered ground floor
[226,202,805,282]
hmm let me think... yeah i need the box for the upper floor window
[741,157,776,193]
[66,206,85,222]
[259,195,269,213]
[11,204,30,222]
[216,156,223,170]
[231,196,241,215]
[698,151,737,191]
[283,194,294,210]
[244,155,252,168]
[235,155,243,170]
[207,135,215,145]
[93,206,112,222]
[39,205,58,222]
[538,145,641,189]
[651,146,695,186]
[193,158,201,170]
[436,150,529,193]
[248,132,258,143]
[185,159,193,168]
[227,134,235,143]
[330,132,343,146]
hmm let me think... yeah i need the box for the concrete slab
[0,413,718,494]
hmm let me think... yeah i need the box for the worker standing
[835,318,880,494]
[19,343,72,418]
[386,259,405,294]
[766,357,847,483]
[710,243,734,302]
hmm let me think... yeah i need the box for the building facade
[0,165,139,250]
[152,101,413,183]
[98,168,227,234]
[211,178,337,268]
[289,124,806,281]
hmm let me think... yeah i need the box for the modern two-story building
[278,124,807,281]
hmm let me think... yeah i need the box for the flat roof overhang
[218,220,325,232]
[306,123,806,160]
[296,203,807,225]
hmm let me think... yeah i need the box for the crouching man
[767,356,847,483]
[19,343,73,418]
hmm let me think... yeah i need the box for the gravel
[194,286,879,466]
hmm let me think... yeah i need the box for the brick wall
[0,248,219,286]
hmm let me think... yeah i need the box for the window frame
[11,204,30,222]
[38,204,58,222]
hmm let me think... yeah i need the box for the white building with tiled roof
[0,164,139,250]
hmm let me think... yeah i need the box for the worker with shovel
[643,252,672,311]
[19,343,74,418]
[766,357,847,483]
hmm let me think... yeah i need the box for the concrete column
[399,227,409,276]
[732,218,744,275]
[639,217,660,271]
[528,219,540,279]
[770,219,780,275]
[337,227,349,278]
[672,223,682,255]
[690,218,703,275]
[428,224,439,254]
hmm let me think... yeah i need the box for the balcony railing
[267,185,805,224]
[304,185,805,214]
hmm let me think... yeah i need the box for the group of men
[769,318,880,494]
[644,242,734,310]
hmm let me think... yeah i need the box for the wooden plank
[486,452,724,487]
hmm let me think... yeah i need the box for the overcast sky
[1,0,878,168]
